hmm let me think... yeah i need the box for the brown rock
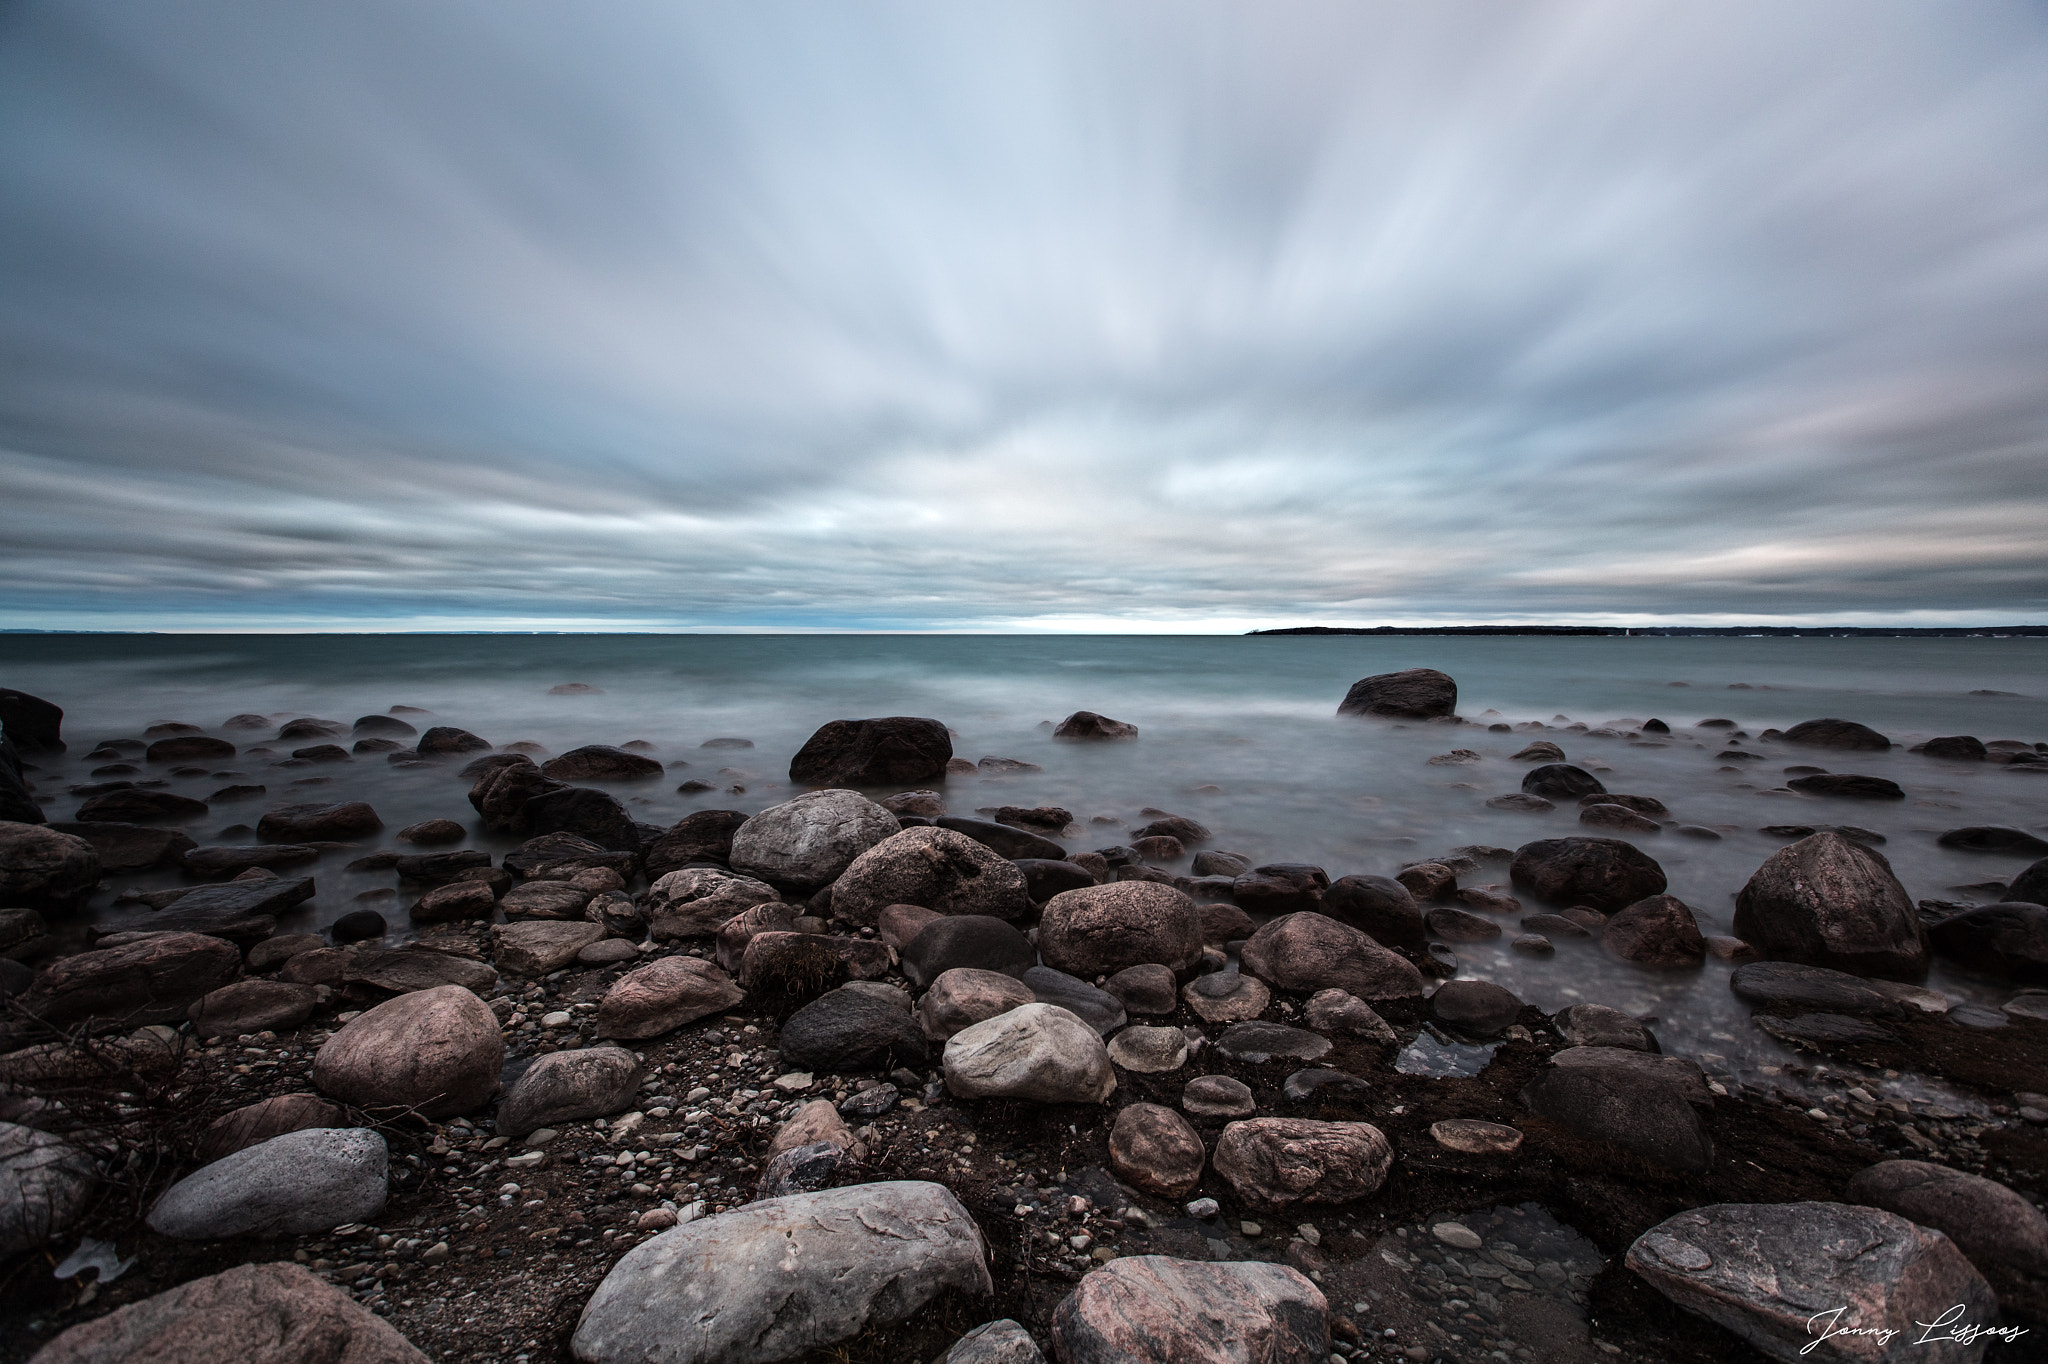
[409,879,497,924]
[256,802,382,841]
[878,903,945,951]
[1240,912,1425,1000]
[596,955,744,1039]
[1522,1047,1713,1172]
[768,1099,862,1160]
[246,933,323,973]
[1602,894,1707,967]
[1394,861,1456,901]
[1232,864,1328,915]
[466,757,563,834]
[1103,963,1179,1014]
[1037,881,1202,977]
[498,879,594,920]
[343,949,497,996]
[917,968,1035,1040]
[1845,1159,2048,1307]
[1321,875,1426,952]
[1182,1074,1256,1119]
[1108,1102,1206,1198]
[1733,832,1928,979]
[1051,1255,1327,1364]
[787,716,953,785]
[1305,989,1396,1043]
[396,819,465,845]
[187,980,321,1038]
[739,932,892,1000]
[1197,900,1254,945]
[1212,1118,1394,1209]
[828,826,1033,926]
[1579,803,1662,833]
[19,932,239,1030]
[1782,718,1892,750]
[1181,971,1270,1023]
[0,822,101,906]
[1509,837,1668,913]
[1052,711,1138,741]
[497,1046,642,1137]
[46,821,195,873]
[196,1094,349,1162]
[279,947,352,987]
[1337,668,1456,719]
[715,903,800,972]
[1425,906,1501,941]
[542,745,664,781]
[493,920,605,975]
[641,809,750,878]
[645,866,782,940]
[311,984,503,1118]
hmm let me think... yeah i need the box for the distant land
[1248,624,2048,638]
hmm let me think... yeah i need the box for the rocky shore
[1,671,2046,1363]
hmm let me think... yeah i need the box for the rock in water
[0,821,99,905]
[1337,668,1456,719]
[831,826,1033,925]
[943,1002,1115,1103]
[497,1047,643,1136]
[570,1182,991,1364]
[1052,711,1139,740]
[1552,1003,1657,1052]
[1522,764,1606,800]
[0,738,44,824]
[311,985,503,1118]
[0,688,64,753]
[1782,718,1892,750]
[1509,837,1668,913]
[1239,911,1425,1000]
[1602,894,1707,967]
[1733,832,1927,979]
[1626,1202,1991,1364]
[256,801,382,841]
[1319,874,1427,951]
[1036,881,1203,977]
[1212,1118,1393,1209]
[728,788,900,891]
[787,717,954,786]
[542,745,664,781]
[0,1121,96,1255]
[1926,902,2048,982]
[1522,1047,1714,1172]
[147,1128,387,1238]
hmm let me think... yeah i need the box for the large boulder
[1036,882,1202,978]
[830,826,1033,926]
[917,968,1036,1041]
[0,821,100,906]
[1052,711,1138,741]
[646,866,782,940]
[1523,1046,1714,1171]
[311,984,503,1118]
[642,809,750,878]
[942,1002,1115,1103]
[256,802,382,841]
[1051,1256,1327,1364]
[2004,856,2048,906]
[520,786,640,852]
[1602,895,1707,967]
[1521,764,1606,801]
[597,955,744,1039]
[146,1128,387,1238]
[542,745,664,781]
[901,914,1035,986]
[729,789,899,891]
[0,688,64,753]
[1212,1118,1394,1209]
[1845,1159,2048,1308]
[1509,837,1668,913]
[779,984,929,1073]
[26,1262,431,1363]
[1783,718,1892,750]
[572,1182,989,1364]
[467,756,564,833]
[1320,874,1426,952]
[1337,668,1456,719]
[1927,902,2048,982]
[498,1047,643,1137]
[1107,1103,1206,1198]
[788,717,954,786]
[0,1121,95,1255]
[1239,912,1425,1000]
[19,931,239,1030]
[1733,832,1928,979]
[1626,1202,1991,1364]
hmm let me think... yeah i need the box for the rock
[1320,875,1426,951]
[769,1099,861,1161]
[393,849,494,885]
[0,738,44,824]
[1022,966,1127,1035]
[1787,773,1906,801]
[597,955,744,1039]
[74,788,209,822]
[642,809,750,879]
[1182,1074,1257,1119]
[1107,1025,1189,1073]
[1928,902,2048,981]
[714,903,800,972]
[171,874,316,920]
[578,939,639,965]
[1734,832,1927,979]
[497,1046,642,1137]
[179,842,317,878]
[520,786,640,852]
[1511,741,1566,762]
[1395,861,1457,900]
[1212,1118,1393,1209]
[943,1002,1115,1103]
[494,920,605,975]
[1456,884,1521,915]
[831,828,1034,928]
[256,801,382,841]
[1521,912,1591,938]
[468,757,564,834]
[1129,834,1185,862]
[752,1139,843,1200]
[1939,825,2048,856]
[1134,815,1209,844]
[902,915,1034,987]
[1755,1012,1899,1048]
[1488,792,1548,812]
[1429,979,1523,1036]
[1108,1102,1205,1197]
[740,932,892,999]
[1191,849,1252,878]
[311,985,503,1118]
[543,745,664,781]
[1783,718,1892,750]
[278,948,351,987]
[1240,912,1425,1000]
[330,909,387,943]
[0,688,64,753]
[418,725,490,755]
[0,1121,95,1254]
[1103,963,1178,1014]
[0,906,46,958]
[935,1319,1045,1364]
[187,980,321,1037]
[1197,900,1255,945]
[498,880,595,920]
[195,1094,347,1162]
[1728,960,1906,1014]
[1304,989,1396,1043]
[410,879,497,924]
[646,866,783,940]
[1627,1202,1991,1364]
[1215,1021,1332,1064]
[1232,863,1328,914]
[1523,1047,1714,1171]
[2008,857,2048,905]
[881,790,946,817]
[1845,1159,2048,1305]
[1053,711,1138,740]
[1430,1119,1522,1155]
[914,969,1036,1042]
[0,821,101,905]
[1602,894,1707,967]
[1521,764,1606,801]
[1053,1255,1326,1364]
[787,717,954,787]
[353,714,418,737]
[1337,668,1456,719]
[728,789,899,891]
[1579,803,1662,833]
[781,984,930,1073]
[935,816,1067,861]
[571,1181,990,1364]
[1922,734,1988,761]
[1013,858,1096,905]
[19,932,239,1030]
[47,821,195,873]
[1035,881,1201,979]
[1553,1003,1657,1051]
[1281,1068,1369,1101]
[1181,970,1271,1023]
[343,949,496,996]
[145,735,237,763]
[1509,837,1668,913]
[147,1127,387,1238]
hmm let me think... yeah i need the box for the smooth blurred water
[5,632,2046,1086]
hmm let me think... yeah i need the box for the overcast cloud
[1,0,2045,630]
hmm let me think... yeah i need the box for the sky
[1,1,2046,633]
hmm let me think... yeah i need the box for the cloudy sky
[2,1,2045,632]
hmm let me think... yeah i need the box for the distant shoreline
[1247,624,2048,638]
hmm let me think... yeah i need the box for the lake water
[5,632,2046,1091]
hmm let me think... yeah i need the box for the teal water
[5,633,2046,1086]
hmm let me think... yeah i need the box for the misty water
[7,632,2046,1097]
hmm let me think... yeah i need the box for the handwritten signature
[1803,1305,2030,1355]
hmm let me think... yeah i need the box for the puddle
[1394,1029,1501,1078]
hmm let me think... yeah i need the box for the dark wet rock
[1213,1117,1393,1209]
[1189,850,1250,879]
[1939,825,2048,856]
[1787,772,1905,800]
[394,818,465,845]
[257,801,381,841]
[1578,793,1671,816]
[1022,966,1127,1035]
[739,932,892,1000]
[506,831,638,880]
[143,734,237,764]
[194,1093,347,1163]
[1395,861,1457,900]
[0,1122,94,1255]
[312,984,503,1118]
[0,739,43,825]
[18,931,239,1029]
[2008,856,2048,905]
[393,848,493,885]
[646,866,781,940]
[1215,1020,1332,1064]
[1425,905,1501,941]
[902,915,1034,986]
[1013,857,1096,904]
[1521,764,1606,801]
[1601,894,1707,967]
[642,808,749,878]
[1456,884,1521,915]
[932,815,1066,861]
[466,756,563,833]
[42,820,193,877]
[1521,912,1591,938]
[838,1083,899,1120]
[542,745,664,781]
[1734,831,1927,978]
[276,718,345,741]
[1242,911,1425,1000]
[1922,734,1987,761]
[352,714,417,737]
[1485,793,1555,813]
[1102,962,1178,1014]
[1430,978,1523,1036]
[1037,881,1201,977]
[752,1139,844,1201]
[1052,711,1138,741]
[0,906,46,958]
[1231,862,1329,915]
[1051,1255,1326,1364]
[1926,901,2048,982]
[1321,874,1426,951]
[1510,836,1668,913]
[917,968,1036,1041]
[187,979,321,1037]
[942,1001,1114,1103]
[1758,822,1887,846]
[150,875,315,929]
[1133,814,1209,844]
[1338,667,1457,719]
[289,743,351,763]
[1511,741,1566,762]
[780,984,930,1073]
[1197,900,1254,945]
[1845,1159,2048,1307]
[787,716,953,788]
[1754,1012,1898,1048]
[1282,1068,1368,1101]
[1305,989,1396,1043]
[520,785,640,853]
[990,805,1074,834]
[74,788,209,823]
[1626,1202,1990,1363]
[1524,1047,1713,1171]
[498,879,594,920]
[0,688,64,753]
[497,1045,642,1137]
[1783,717,1892,750]
[1553,1003,1657,1051]
[1181,969,1270,1023]
[1728,960,1907,1014]
[1108,1102,1205,1198]
[831,826,1033,925]
[1181,1074,1256,1119]
[1128,834,1184,861]
[418,725,491,755]
[1579,803,1662,834]
[597,955,745,1039]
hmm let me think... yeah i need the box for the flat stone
[1180,970,1270,1023]
[1181,1074,1256,1119]
[1213,1021,1331,1064]
[1430,1120,1523,1155]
